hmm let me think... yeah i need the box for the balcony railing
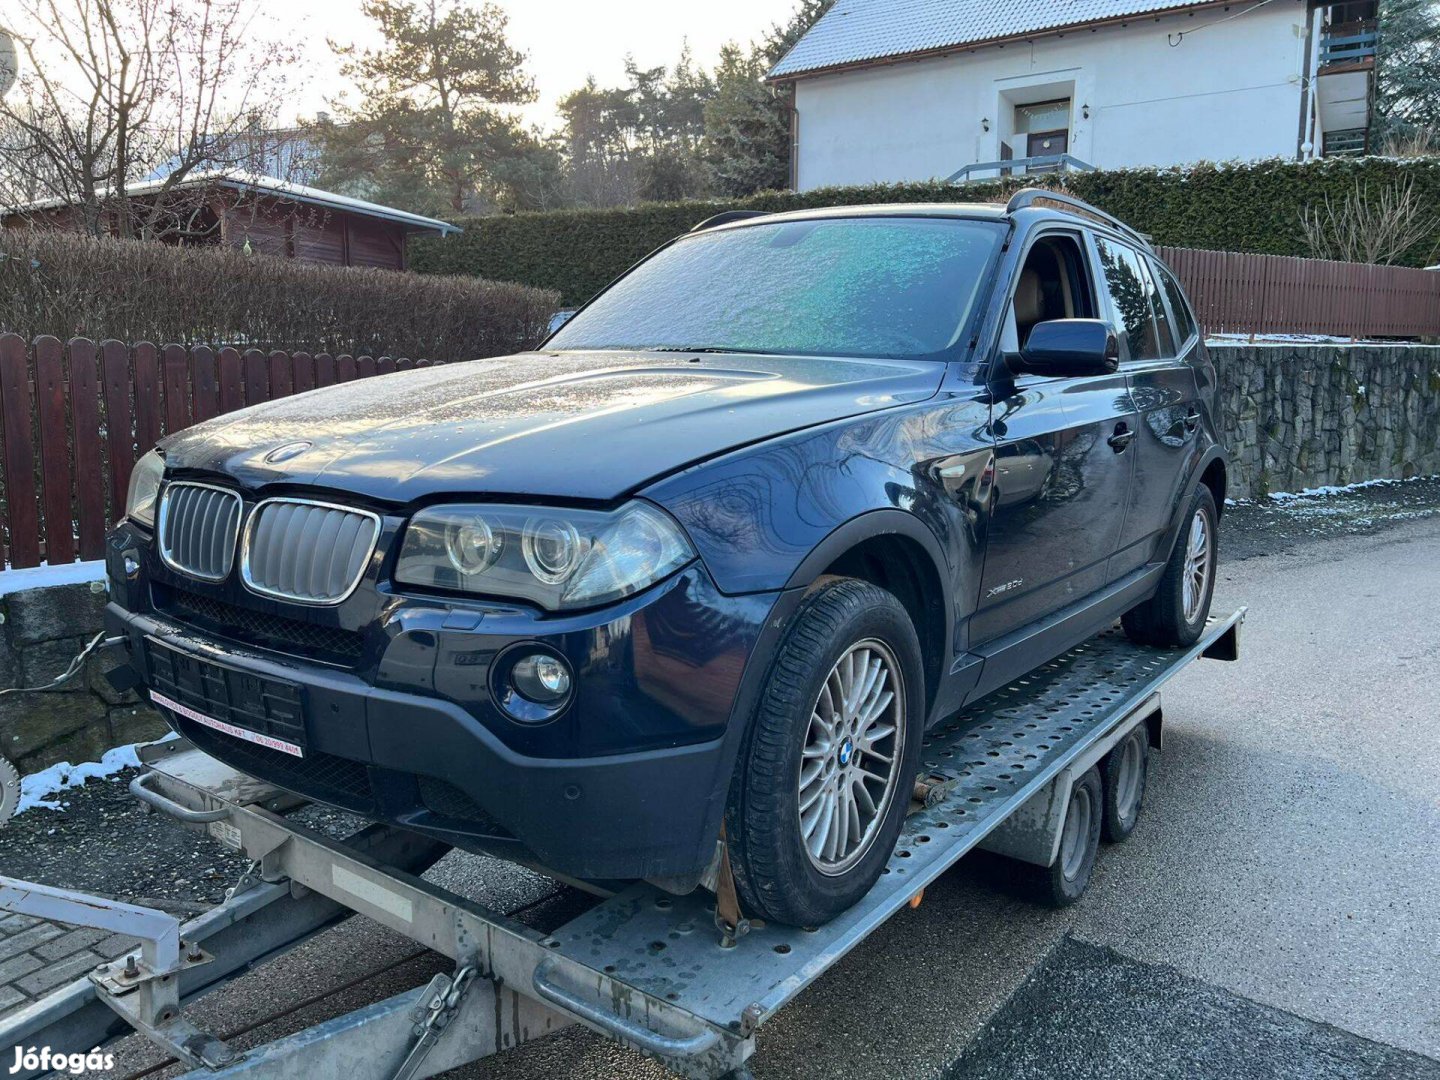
[1319,19,1377,69]
[947,154,1096,183]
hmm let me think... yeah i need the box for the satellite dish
[0,30,17,97]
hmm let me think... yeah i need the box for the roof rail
[1005,188,1152,250]
[690,210,770,232]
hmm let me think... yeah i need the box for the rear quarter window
[1153,260,1199,347]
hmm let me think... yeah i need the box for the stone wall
[2,344,1438,773]
[0,582,166,775]
[1213,344,1440,500]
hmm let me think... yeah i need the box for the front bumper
[107,528,789,881]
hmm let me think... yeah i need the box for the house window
[1013,100,1072,172]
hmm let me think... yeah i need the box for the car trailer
[1,609,1243,1080]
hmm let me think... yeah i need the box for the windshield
[547,216,1004,362]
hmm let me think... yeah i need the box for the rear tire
[1123,484,1218,647]
[726,578,924,927]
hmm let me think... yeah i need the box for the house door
[1027,130,1068,169]
[1014,99,1072,172]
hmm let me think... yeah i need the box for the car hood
[159,350,946,503]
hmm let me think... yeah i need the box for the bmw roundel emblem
[264,441,313,464]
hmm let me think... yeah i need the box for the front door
[971,231,1137,646]
[1027,129,1069,170]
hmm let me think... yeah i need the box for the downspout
[1296,3,1319,159]
[789,89,800,191]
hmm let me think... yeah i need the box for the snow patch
[15,733,178,814]
[0,559,106,597]
[1267,476,1434,503]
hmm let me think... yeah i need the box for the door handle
[1108,423,1136,453]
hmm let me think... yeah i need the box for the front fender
[643,398,989,594]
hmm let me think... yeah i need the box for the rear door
[1093,238,1206,577]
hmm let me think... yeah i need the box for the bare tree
[1298,178,1440,265]
[0,0,300,239]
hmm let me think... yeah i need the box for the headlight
[126,449,165,528]
[395,500,695,611]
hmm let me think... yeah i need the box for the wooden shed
[3,171,459,271]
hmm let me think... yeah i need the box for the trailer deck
[1,610,1243,1080]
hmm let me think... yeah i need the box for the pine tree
[315,0,559,214]
[703,0,833,196]
[1376,0,1440,139]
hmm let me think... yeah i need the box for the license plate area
[146,637,307,752]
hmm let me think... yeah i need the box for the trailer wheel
[1030,766,1103,908]
[1101,726,1148,843]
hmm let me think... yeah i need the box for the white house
[768,0,1378,190]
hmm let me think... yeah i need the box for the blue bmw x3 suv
[106,190,1225,925]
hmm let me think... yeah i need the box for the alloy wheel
[1182,509,1212,622]
[797,639,906,876]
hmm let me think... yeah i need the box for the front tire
[1123,483,1219,647]
[726,578,924,927]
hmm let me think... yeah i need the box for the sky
[258,0,793,131]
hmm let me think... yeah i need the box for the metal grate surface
[158,482,242,582]
[545,612,1242,1036]
[157,587,366,666]
[243,498,380,605]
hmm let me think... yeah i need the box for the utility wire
[1169,0,1281,47]
[0,631,114,697]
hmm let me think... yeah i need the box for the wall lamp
[1082,103,1091,120]
[982,117,991,132]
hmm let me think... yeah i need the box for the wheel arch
[1198,452,1228,519]
[785,510,952,719]
[1159,447,1228,561]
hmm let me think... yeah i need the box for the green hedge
[1,230,558,361]
[410,157,1440,306]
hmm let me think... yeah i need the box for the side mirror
[1010,319,1119,378]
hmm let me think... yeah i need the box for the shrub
[0,231,560,362]
[410,157,1440,306]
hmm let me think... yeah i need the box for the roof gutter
[213,179,461,236]
[766,0,1267,83]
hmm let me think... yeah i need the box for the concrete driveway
[67,508,1440,1079]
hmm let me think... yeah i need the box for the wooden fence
[0,335,437,569]
[1157,247,1440,339]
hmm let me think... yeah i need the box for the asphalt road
[74,505,1440,1079]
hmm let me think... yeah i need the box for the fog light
[511,653,572,704]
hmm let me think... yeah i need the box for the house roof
[768,0,1231,80]
[7,170,461,236]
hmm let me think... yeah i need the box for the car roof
[704,202,1009,230]
[699,200,1139,241]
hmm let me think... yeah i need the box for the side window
[1096,237,1163,362]
[1009,233,1096,350]
[1153,260,1199,347]
[1138,257,1177,357]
